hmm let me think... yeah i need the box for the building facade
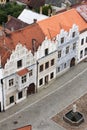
[0,7,87,111]
[56,24,79,76]
[0,0,6,4]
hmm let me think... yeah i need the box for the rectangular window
[50,72,54,79]
[17,60,22,68]
[66,46,69,54]
[21,75,26,83]
[86,37,87,43]
[58,67,60,72]
[85,48,87,55]
[45,62,49,69]
[58,50,61,58]
[39,64,43,72]
[39,78,43,86]
[80,50,83,58]
[73,43,76,50]
[29,70,32,76]
[51,59,54,66]
[10,96,14,104]
[81,38,84,45]
[18,91,22,99]
[45,48,48,56]
[9,79,14,87]
[61,37,64,44]
[64,63,66,68]
[72,31,75,37]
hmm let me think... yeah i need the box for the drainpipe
[1,79,5,112]
[36,61,39,93]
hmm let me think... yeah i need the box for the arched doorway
[70,58,75,67]
[27,83,35,96]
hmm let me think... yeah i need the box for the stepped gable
[0,23,45,68]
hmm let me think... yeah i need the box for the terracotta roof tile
[17,68,29,76]
[15,125,32,130]
[38,8,87,38]
[5,16,28,31]
[0,8,87,68]
[0,23,45,67]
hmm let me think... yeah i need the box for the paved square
[52,93,87,130]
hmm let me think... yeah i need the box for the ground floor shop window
[10,96,14,104]
[50,72,54,79]
[18,91,23,99]
[39,78,43,86]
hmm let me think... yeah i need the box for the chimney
[11,27,14,32]
[8,15,11,21]
[32,39,36,53]
[40,6,42,14]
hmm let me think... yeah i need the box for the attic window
[61,37,64,44]
[72,31,75,38]
[45,48,48,56]
[17,60,22,68]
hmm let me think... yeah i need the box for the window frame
[17,59,22,68]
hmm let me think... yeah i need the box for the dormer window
[61,37,64,44]
[45,48,48,56]
[72,31,75,38]
[17,59,22,68]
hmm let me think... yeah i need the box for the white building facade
[0,43,37,111]
[56,24,79,76]
[77,31,87,63]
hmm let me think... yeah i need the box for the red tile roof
[5,16,28,31]
[17,68,29,76]
[38,9,87,39]
[0,8,87,68]
[15,125,32,130]
[0,23,45,67]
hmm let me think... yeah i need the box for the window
[45,48,48,56]
[72,32,75,37]
[50,72,54,79]
[9,79,14,87]
[66,46,69,54]
[81,38,84,45]
[58,50,61,58]
[39,64,43,72]
[17,60,22,68]
[64,63,66,68]
[18,91,22,99]
[29,70,32,76]
[86,37,87,43]
[80,50,83,58]
[61,37,64,44]
[45,62,49,69]
[85,48,87,55]
[51,59,54,66]
[73,43,76,50]
[10,96,14,104]
[21,75,26,83]
[72,31,75,37]
[39,78,43,86]
[58,67,60,72]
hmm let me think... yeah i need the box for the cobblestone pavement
[0,61,87,130]
[52,93,87,130]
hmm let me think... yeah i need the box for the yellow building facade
[0,0,6,4]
